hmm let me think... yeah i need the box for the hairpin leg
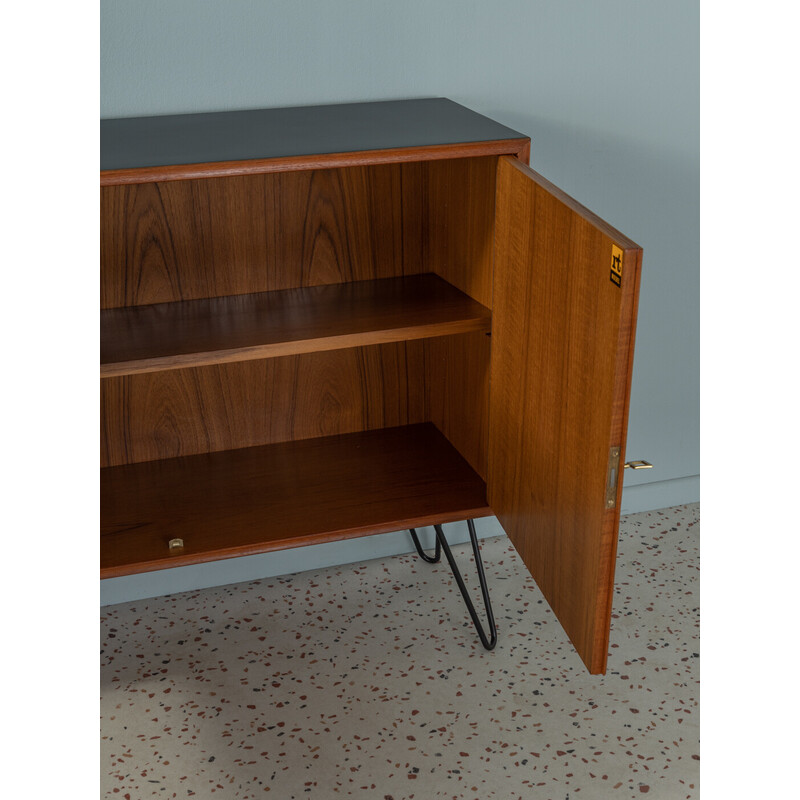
[409,520,497,650]
[408,527,441,563]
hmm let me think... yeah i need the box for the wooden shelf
[101,274,491,377]
[100,423,490,578]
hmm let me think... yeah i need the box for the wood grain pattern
[101,274,490,377]
[425,156,497,309]
[424,332,491,480]
[101,156,512,312]
[101,164,426,309]
[101,342,428,467]
[101,140,530,186]
[101,423,491,577]
[592,242,643,671]
[488,156,642,675]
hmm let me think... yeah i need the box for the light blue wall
[101,0,699,604]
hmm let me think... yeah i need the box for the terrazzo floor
[101,504,699,799]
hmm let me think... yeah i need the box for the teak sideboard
[100,98,642,675]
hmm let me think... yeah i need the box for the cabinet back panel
[101,164,426,309]
[101,342,428,467]
[100,332,490,473]
[100,158,497,311]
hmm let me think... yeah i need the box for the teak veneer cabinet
[100,98,642,675]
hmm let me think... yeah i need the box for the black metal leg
[408,527,441,563]
[410,520,497,650]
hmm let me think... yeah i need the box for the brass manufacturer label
[610,244,623,287]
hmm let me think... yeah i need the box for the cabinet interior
[101,156,501,576]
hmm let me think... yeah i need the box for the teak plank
[101,423,490,578]
[100,165,426,309]
[424,332,490,481]
[425,157,497,309]
[488,156,642,675]
[101,274,491,377]
[100,342,428,468]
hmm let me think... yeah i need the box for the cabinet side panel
[424,156,497,309]
[100,164,425,309]
[101,342,427,467]
[424,332,490,481]
[419,157,495,481]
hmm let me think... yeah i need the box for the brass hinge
[605,447,621,509]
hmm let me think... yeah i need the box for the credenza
[100,98,642,674]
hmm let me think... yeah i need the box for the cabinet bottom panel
[101,423,490,578]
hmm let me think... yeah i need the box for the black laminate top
[100,98,527,172]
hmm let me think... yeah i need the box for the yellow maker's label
[610,244,623,287]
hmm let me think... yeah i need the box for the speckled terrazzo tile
[101,503,699,799]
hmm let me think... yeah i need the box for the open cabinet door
[489,156,642,674]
